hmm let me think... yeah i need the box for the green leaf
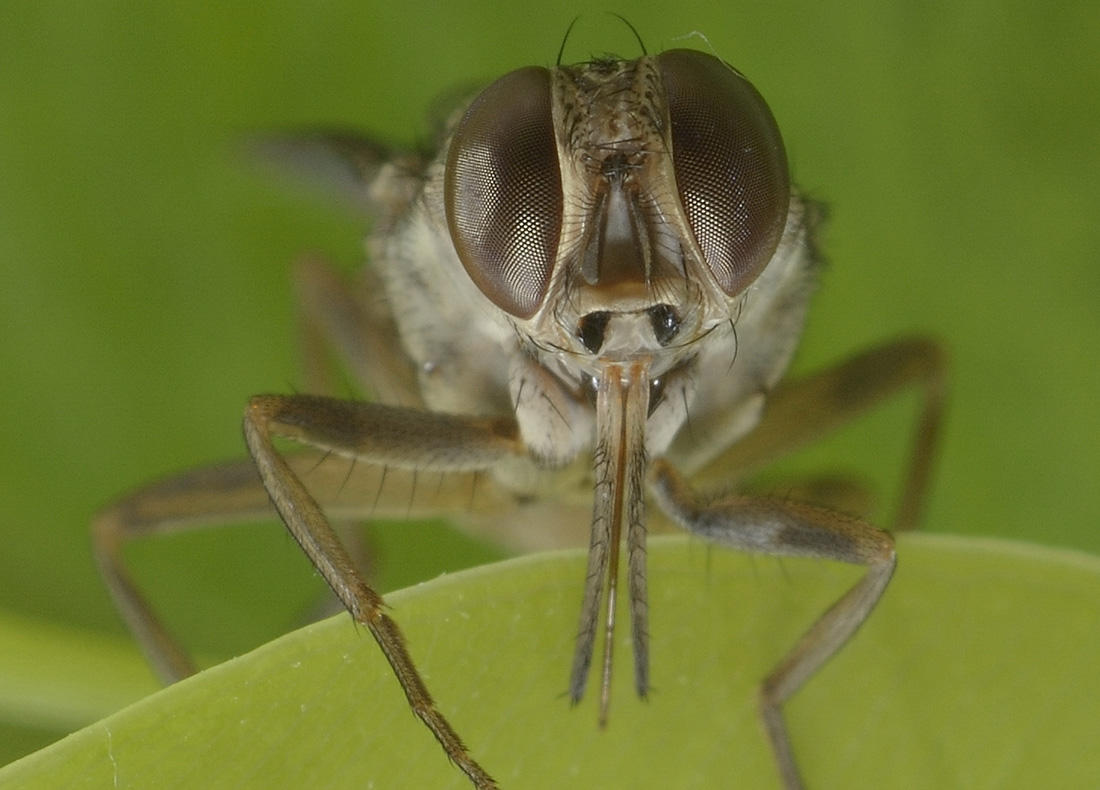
[0,613,155,732]
[2,534,1096,789]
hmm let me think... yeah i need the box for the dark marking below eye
[648,304,680,346]
[577,311,611,353]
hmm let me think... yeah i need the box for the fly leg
[93,456,283,681]
[293,253,423,407]
[688,336,947,532]
[651,459,895,790]
[291,253,427,587]
[92,451,512,682]
[656,336,945,787]
[243,394,524,790]
[93,397,522,788]
[94,236,435,682]
[255,130,425,407]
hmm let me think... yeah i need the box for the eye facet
[445,67,563,319]
[657,49,790,297]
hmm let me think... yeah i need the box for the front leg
[683,337,947,533]
[244,393,523,790]
[650,459,896,790]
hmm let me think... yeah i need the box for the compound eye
[657,49,790,296]
[445,67,563,319]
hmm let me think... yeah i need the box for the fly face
[445,50,791,390]
[95,42,945,790]
[441,49,797,719]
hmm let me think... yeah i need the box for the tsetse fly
[94,44,945,789]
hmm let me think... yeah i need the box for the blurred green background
[0,0,1097,767]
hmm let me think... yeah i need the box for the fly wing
[245,131,423,217]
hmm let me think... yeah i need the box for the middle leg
[651,459,896,790]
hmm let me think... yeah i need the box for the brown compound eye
[444,66,563,319]
[657,49,791,296]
